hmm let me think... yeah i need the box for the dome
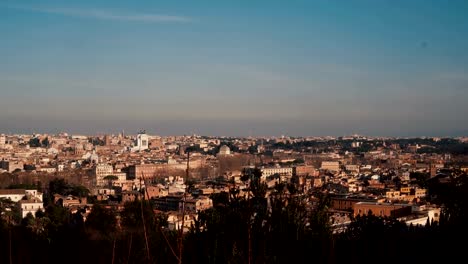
[219,145,231,155]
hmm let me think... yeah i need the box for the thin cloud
[8,6,191,23]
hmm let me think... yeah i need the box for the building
[167,212,195,233]
[153,195,183,211]
[321,161,340,172]
[218,145,231,156]
[261,167,293,178]
[133,131,149,151]
[54,194,87,208]
[104,134,111,146]
[128,161,192,179]
[294,165,317,176]
[128,164,166,179]
[331,196,379,212]
[20,198,44,218]
[345,165,360,173]
[0,134,5,148]
[0,189,43,218]
[354,202,412,218]
[37,166,57,173]
[0,189,42,202]
[404,206,441,226]
[122,191,143,203]
[0,159,24,173]
[400,187,427,198]
[182,196,213,213]
[93,164,114,186]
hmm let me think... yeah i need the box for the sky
[1,0,467,137]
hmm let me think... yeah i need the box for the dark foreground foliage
[1,170,467,263]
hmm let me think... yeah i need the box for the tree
[41,137,50,148]
[48,178,70,196]
[85,204,117,240]
[28,138,41,148]
[70,186,90,197]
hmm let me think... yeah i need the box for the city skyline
[1,0,468,137]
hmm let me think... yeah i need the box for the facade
[261,167,294,178]
[128,162,190,179]
[294,165,316,176]
[345,164,360,172]
[93,164,114,186]
[54,194,87,208]
[128,164,166,179]
[153,195,183,211]
[133,131,149,151]
[20,198,44,218]
[0,134,5,148]
[354,202,412,218]
[0,189,43,218]
[0,160,24,172]
[331,196,378,212]
[0,189,42,203]
[0,189,27,202]
[182,196,213,213]
[404,207,441,226]
[167,213,195,233]
[321,161,340,172]
[38,166,57,173]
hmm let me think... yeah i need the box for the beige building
[20,198,44,218]
[0,160,24,172]
[321,161,340,172]
[345,164,360,172]
[261,167,293,178]
[93,164,114,186]
[0,134,5,148]
[182,196,213,213]
[0,189,43,218]
[294,165,316,176]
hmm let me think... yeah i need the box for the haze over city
[1,0,468,136]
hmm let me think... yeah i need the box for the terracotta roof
[19,197,42,203]
[0,189,25,195]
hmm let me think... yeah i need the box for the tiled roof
[0,189,25,195]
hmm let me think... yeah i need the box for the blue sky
[1,0,467,136]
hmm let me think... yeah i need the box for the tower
[104,134,111,146]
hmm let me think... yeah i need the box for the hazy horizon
[0,122,466,139]
[2,0,468,137]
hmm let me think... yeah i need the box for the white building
[38,167,57,173]
[0,189,42,202]
[20,198,44,218]
[261,167,294,181]
[0,189,43,218]
[132,131,149,152]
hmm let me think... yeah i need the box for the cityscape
[2,1,468,264]
[1,131,467,263]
